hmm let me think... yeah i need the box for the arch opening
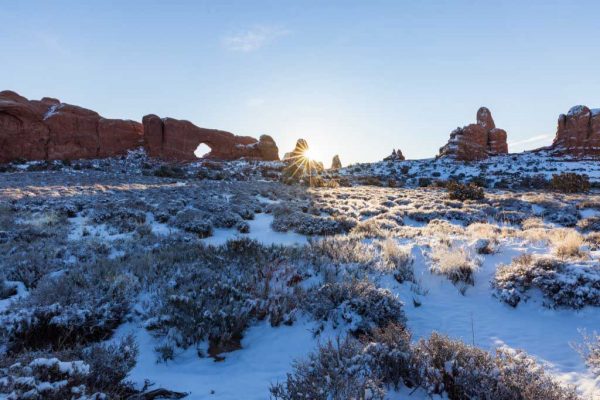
[194,143,212,159]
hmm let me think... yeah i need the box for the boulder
[547,105,600,156]
[438,107,509,161]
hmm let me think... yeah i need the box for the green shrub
[153,165,186,178]
[550,173,590,193]
[446,181,484,201]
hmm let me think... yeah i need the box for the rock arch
[142,114,279,161]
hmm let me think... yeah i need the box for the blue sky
[2,0,599,164]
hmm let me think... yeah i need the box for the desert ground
[0,152,599,399]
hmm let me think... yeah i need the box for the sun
[302,147,314,160]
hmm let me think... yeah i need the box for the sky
[1,0,600,164]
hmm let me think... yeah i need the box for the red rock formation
[383,148,405,161]
[98,119,144,158]
[548,105,600,156]
[438,107,509,161]
[0,90,143,163]
[282,138,323,174]
[142,115,279,161]
[0,90,279,163]
[283,138,309,161]
[331,154,342,169]
[0,91,49,162]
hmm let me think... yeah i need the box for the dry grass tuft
[351,218,388,238]
[378,238,414,282]
[550,229,586,259]
[429,242,481,285]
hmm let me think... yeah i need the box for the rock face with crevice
[0,90,280,163]
[142,115,279,161]
[546,105,600,157]
[0,90,143,163]
[438,107,508,161]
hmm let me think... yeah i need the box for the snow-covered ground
[1,165,600,399]
[343,150,600,188]
[104,235,600,399]
[202,213,309,246]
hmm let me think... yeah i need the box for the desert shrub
[309,236,376,275]
[470,238,495,254]
[0,279,18,300]
[577,216,600,232]
[0,335,141,400]
[412,333,579,400]
[273,329,577,400]
[146,273,255,359]
[418,177,432,187]
[2,239,75,288]
[466,222,500,240]
[82,334,138,395]
[493,254,600,308]
[146,241,305,359]
[411,332,497,397]
[469,175,488,187]
[521,217,547,230]
[153,165,186,179]
[551,173,590,193]
[92,206,146,230]
[362,322,412,389]
[273,210,356,236]
[0,357,95,399]
[429,242,481,285]
[574,330,600,377]
[351,218,387,238]
[270,336,385,400]
[378,238,414,283]
[307,279,405,335]
[518,174,549,190]
[0,203,14,230]
[446,181,484,201]
[424,219,466,237]
[585,231,600,250]
[549,229,585,259]
[0,271,135,353]
[172,209,213,238]
[357,176,383,186]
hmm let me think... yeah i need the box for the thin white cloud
[222,26,289,52]
[508,134,552,148]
